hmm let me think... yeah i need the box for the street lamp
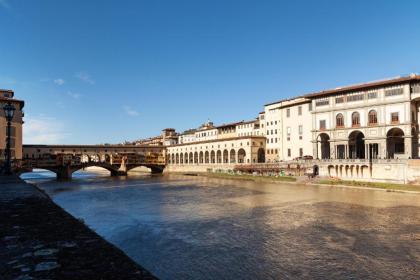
[3,102,15,174]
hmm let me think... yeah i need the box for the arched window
[368,110,377,126]
[352,112,360,127]
[336,113,344,128]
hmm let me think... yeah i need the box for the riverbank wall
[164,163,307,176]
[317,159,420,184]
[0,175,156,280]
[165,164,232,173]
[165,159,420,184]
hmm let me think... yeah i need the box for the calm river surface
[22,169,420,280]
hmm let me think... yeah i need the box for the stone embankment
[0,175,157,280]
[172,172,420,193]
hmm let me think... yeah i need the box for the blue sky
[1,0,420,144]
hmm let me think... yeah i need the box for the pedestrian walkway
[0,175,156,280]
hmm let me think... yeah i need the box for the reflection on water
[22,170,420,280]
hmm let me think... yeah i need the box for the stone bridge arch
[18,167,58,179]
[21,159,165,180]
[125,164,164,174]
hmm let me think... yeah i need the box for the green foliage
[317,179,420,192]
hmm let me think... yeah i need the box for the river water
[22,169,420,280]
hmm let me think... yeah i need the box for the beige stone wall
[280,100,313,160]
[217,130,236,139]
[263,103,281,162]
[14,120,23,160]
[263,98,313,162]
[194,128,218,142]
[236,121,260,137]
[316,159,420,183]
[179,132,196,144]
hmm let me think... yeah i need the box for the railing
[255,158,407,165]
[310,158,407,164]
[22,158,65,168]
[0,159,24,172]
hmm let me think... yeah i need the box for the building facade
[166,136,266,172]
[262,97,313,162]
[236,119,260,137]
[164,73,420,183]
[261,103,281,162]
[135,128,178,146]
[0,89,24,161]
[194,121,218,142]
[280,98,312,161]
[310,74,420,161]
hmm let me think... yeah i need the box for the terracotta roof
[216,120,252,128]
[0,97,25,109]
[264,95,310,107]
[0,89,14,93]
[304,74,420,99]
[196,125,217,131]
[180,129,197,135]
[216,121,244,129]
[241,119,258,125]
[167,135,266,148]
[264,74,420,106]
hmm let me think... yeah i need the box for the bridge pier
[111,170,127,177]
[56,168,127,180]
[150,166,164,174]
[56,166,72,180]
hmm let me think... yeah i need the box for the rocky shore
[0,175,157,280]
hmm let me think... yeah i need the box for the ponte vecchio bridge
[20,144,166,180]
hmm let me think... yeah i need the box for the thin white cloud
[67,91,81,99]
[23,116,70,144]
[0,0,10,9]
[124,106,139,117]
[54,78,65,86]
[75,72,95,85]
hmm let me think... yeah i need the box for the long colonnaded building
[166,120,266,173]
[165,74,420,183]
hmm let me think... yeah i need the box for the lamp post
[3,102,15,174]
